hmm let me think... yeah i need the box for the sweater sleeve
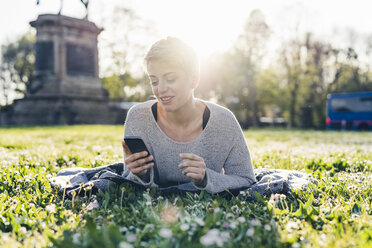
[122,106,156,188]
[193,116,256,194]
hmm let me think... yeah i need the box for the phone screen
[124,136,150,154]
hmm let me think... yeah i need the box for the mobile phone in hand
[124,136,151,157]
[124,136,159,182]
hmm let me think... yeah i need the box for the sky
[0,0,372,72]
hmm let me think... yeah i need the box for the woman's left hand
[178,153,207,187]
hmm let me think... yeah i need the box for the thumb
[122,140,132,156]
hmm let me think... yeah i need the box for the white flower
[200,229,219,246]
[120,227,128,233]
[292,242,301,248]
[250,219,260,226]
[200,229,230,247]
[159,228,172,238]
[285,221,298,232]
[230,221,237,229]
[195,217,205,226]
[180,223,189,231]
[127,234,136,243]
[19,226,27,234]
[87,200,99,210]
[45,204,56,214]
[119,241,133,248]
[226,213,234,219]
[246,228,254,237]
[264,224,271,231]
[237,216,246,223]
[231,205,239,213]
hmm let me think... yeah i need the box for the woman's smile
[159,96,174,104]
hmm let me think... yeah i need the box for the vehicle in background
[326,92,372,131]
[258,117,287,127]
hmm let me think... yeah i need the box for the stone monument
[0,14,124,125]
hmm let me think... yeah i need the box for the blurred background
[1,0,372,129]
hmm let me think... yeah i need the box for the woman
[122,37,256,194]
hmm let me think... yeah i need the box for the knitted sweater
[122,99,256,194]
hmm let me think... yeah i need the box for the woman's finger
[126,150,149,163]
[179,153,203,161]
[181,166,204,176]
[122,140,132,156]
[183,172,204,181]
[178,160,205,169]
[127,155,153,169]
[131,162,154,174]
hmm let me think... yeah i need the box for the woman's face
[147,60,196,112]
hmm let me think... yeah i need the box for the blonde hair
[144,37,199,77]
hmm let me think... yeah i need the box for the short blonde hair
[144,37,199,77]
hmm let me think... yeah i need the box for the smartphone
[124,136,151,158]
[124,136,159,182]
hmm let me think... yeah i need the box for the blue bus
[326,92,372,131]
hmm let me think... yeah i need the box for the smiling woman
[121,37,257,194]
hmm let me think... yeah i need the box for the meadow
[0,125,371,248]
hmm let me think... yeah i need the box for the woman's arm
[193,121,256,194]
[122,107,156,187]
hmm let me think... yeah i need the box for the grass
[0,125,371,247]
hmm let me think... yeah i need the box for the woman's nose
[158,80,168,93]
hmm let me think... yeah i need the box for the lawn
[0,126,371,248]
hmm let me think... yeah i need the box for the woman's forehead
[147,60,182,77]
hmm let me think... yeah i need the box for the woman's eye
[151,81,158,86]
[166,78,176,83]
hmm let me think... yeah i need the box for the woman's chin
[161,105,175,112]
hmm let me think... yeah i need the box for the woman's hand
[178,153,207,187]
[122,140,154,176]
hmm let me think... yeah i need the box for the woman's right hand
[122,140,154,175]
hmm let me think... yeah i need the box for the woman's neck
[158,97,202,128]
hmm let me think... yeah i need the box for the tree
[101,72,152,102]
[0,31,35,106]
[97,6,157,101]
[99,7,157,77]
[235,10,270,127]
[255,67,288,121]
[301,33,332,128]
[213,10,270,127]
[280,37,303,127]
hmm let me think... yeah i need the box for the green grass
[0,126,371,247]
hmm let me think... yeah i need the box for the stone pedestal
[0,14,125,125]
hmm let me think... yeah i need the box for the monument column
[29,14,105,97]
[1,14,124,126]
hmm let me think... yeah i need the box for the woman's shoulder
[201,100,237,121]
[125,100,156,126]
[127,100,156,115]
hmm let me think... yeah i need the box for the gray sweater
[122,99,256,194]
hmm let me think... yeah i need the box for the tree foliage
[101,72,152,102]
[0,31,35,106]
[198,23,372,129]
